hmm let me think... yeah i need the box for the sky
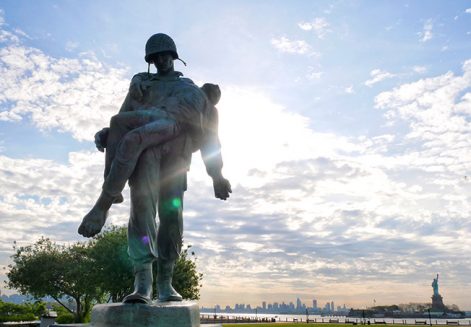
[0,0,470,310]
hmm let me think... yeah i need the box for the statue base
[431,294,446,312]
[90,301,200,327]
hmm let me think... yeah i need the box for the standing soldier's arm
[200,105,224,178]
[199,84,231,200]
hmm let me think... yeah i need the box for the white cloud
[413,65,427,74]
[365,69,396,87]
[375,59,471,177]
[271,36,314,55]
[298,17,331,39]
[0,151,129,247]
[418,19,433,43]
[306,66,323,80]
[465,8,471,14]
[345,85,354,94]
[13,28,30,39]
[0,27,129,141]
[65,40,79,52]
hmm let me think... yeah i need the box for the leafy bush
[0,299,45,322]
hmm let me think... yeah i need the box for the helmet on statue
[145,33,179,63]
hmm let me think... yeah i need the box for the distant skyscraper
[313,299,318,309]
[325,302,331,311]
[331,301,334,312]
[296,297,302,310]
[262,301,266,310]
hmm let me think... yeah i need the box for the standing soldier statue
[78,33,231,304]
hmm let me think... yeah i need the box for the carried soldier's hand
[129,79,148,101]
[94,128,109,152]
[213,176,232,200]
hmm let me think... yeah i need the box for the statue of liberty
[432,274,439,296]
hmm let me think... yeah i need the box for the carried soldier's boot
[123,263,153,304]
[157,257,182,302]
[78,160,131,238]
[78,191,115,237]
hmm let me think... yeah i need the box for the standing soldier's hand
[212,176,232,200]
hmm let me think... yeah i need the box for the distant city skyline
[201,297,349,314]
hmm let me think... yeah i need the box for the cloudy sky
[0,0,470,310]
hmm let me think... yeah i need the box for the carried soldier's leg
[78,114,179,238]
[156,154,186,302]
[104,111,155,178]
[124,147,161,304]
[104,110,173,203]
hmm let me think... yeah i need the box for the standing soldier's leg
[155,153,187,302]
[123,147,161,304]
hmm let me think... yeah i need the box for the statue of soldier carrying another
[78,33,231,304]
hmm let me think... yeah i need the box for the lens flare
[172,198,182,208]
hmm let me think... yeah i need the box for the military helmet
[145,33,179,63]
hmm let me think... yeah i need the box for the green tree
[173,246,203,300]
[88,226,133,302]
[7,226,203,319]
[7,238,101,323]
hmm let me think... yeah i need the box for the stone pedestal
[90,301,200,327]
[431,294,446,311]
[41,315,57,327]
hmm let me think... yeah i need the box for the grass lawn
[222,325,421,327]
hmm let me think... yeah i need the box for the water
[200,312,471,325]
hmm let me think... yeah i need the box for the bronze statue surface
[78,33,231,304]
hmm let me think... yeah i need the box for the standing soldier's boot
[123,263,153,304]
[157,257,182,301]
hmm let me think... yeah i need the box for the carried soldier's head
[201,83,221,106]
